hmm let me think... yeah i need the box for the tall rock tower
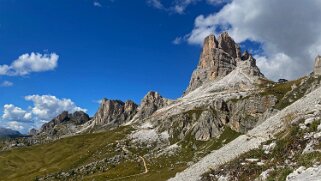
[185,32,240,94]
[314,55,321,75]
[185,32,264,95]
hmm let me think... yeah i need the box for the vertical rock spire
[185,32,264,95]
[314,55,321,75]
[185,32,239,94]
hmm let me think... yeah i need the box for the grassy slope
[0,126,241,181]
[0,126,132,181]
[83,127,241,181]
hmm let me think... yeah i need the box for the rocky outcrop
[170,82,321,181]
[35,111,90,139]
[314,55,321,75]
[226,95,277,133]
[92,99,138,127]
[132,91,171,121]
[156,94,277,141]
[40,111,90,133]
[185,32,264,94]
[218,32,241,59]
[29,128,38,136]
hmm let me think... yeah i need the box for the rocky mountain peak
[314,55,321,75]
[241,50,250,60]
[92,98,138,127]
[217,32,241,59]
[40,111,90,133]
[185,32,264,94]
[132,91,171,121]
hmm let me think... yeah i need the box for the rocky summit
[1,32,321,181]
[32,111,90,139]
[185,32,264,94]
[91,98,138,128]
[131,91,172,122]
[314,55,321,75]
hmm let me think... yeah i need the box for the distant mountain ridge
[0,127,22,138]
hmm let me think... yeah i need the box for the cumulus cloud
[24,95,86,121]
[182,0,321,80]
[2,104,32,122]
[1,95,86,132]
[0,81,13,87]
[0,52,59,76]
[6,121,24,131]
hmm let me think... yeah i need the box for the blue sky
[0,0,226,132]
[1,0,321,133]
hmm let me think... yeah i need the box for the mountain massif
[0,32,321,181]
[0,128,22,138]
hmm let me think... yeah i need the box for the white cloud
[93,1,102,7]
[1,95,86,132]
[183,0,321,80]
[0,65,10,75]
[0,81,13,87]
[24,95,86,121]
[0,52,59,76]
[6,121,24,131]
[2,104,32,122]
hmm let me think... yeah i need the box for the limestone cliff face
[92,99,138,127]
[314,55,321,75]
[185,32,263,94]
[155,95,277,141]
[133,91,171,121]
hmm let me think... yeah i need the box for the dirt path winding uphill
[139,156,148,174]
[106,155,148,181]
[169,86,321,181]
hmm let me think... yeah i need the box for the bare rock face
[29,128,38,136]
[237,52,264,77]
[185,32,263,94]
[92,99,138,127]
[218,32,241,59]
[37,111,90,139]
[226,95,278,133]
[314,55,321,75]
[134,91,171,120]
[157,94,277,141]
